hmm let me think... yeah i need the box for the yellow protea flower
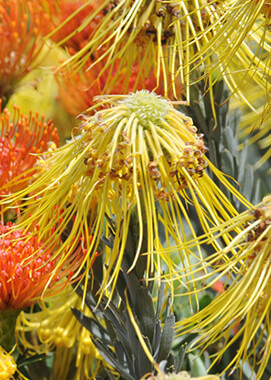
[53,0,271,105]
[3,91,249,301]
[203,0,271,108]
[0,347,16,380]
[175,195,271,378]
[16,287,101,380]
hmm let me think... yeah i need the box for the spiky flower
[52,0,193,100]
[1,91,249,301]
[0,99,59,196]
[16,287,101,379]
[53,0,271,104]
[0,346,16,379]
[0,220,76,351]
[53,1,169,116]
[0,0,47,105]
[175,195,271,378]
[0,221,65,310]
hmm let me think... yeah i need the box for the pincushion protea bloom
[0,220,76,352]
[0,0,47,105]
[175,195,271,378]
[0,221,65,310]
[53,0,271,105]
[53,1,181,116]
[52,0,193,100]
[0,99,59,196]
[1,91,250,301]
[16,287,101,379]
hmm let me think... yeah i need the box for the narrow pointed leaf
[156,314,175,364]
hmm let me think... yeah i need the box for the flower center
[121,90,171,130]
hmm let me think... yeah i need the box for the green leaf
[136,335,153,378]
[238,140,249,183]
[175,344,187,373]
[136,287,155,342]
[223,126,238,157]
[188,353,207,376]
[92,337,135,380]
[17,353,47,368]
[240,164,254,201]
[221,149,235,177]
[156,314,175,363]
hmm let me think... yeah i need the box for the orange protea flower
[32,0,103,54]
[0,221,64,310]
[0,220,80,351]
[0,0,48,105]
[0,99,59,196]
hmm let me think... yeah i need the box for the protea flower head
[0,220,78,351]
[0,346,16,379]
[0,0,48,105]
[53,1,177,116]
[50,0,203,100]
[175,194,271,378]
[0,99,59,197]
[52,0,271,105]
[1,91,250,301]
[16,286,101,379]
[0,221,66,310]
